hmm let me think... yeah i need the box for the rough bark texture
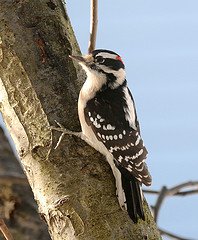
[0,126,51,239]
[0,0,161,239]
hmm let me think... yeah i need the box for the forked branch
[143,181,198,240]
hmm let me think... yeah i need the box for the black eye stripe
[95,56,105,63]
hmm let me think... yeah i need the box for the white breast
[78,79,109,157]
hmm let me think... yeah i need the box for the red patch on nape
[116,55,124,64]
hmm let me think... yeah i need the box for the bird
[55,49,152,223]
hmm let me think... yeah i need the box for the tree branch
[0,219,14,240]
[88,0,98,53]
[168,181,198,196]
[145,181,198,222]
[153,186,167,222]
[143,189,198,196]
[143,181,198,239]
[159,228,197,240]
[143,181,198,198]
[0,126,50,239]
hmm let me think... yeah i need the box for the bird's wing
[84,91,152,186]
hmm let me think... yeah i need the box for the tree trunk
[0,0,161,239]
[0,126,51,239]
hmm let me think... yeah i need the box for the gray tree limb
[0,127,50,239]
[0,0,161,239]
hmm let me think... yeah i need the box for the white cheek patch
[99,66,126,88]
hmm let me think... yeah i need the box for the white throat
[80,63,126,100]
[80,66,106,101]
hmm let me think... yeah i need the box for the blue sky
[66,1,198,239]
[0,1,197,239]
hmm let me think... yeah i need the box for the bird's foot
[50,120,81,149]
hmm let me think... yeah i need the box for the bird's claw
[49,120,81,149]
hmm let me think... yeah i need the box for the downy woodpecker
[69,49,152,223]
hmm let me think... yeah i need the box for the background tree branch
[88,0,98,53]
[144,181,198,240]
[0,1,161,239]
[0,127,50,239]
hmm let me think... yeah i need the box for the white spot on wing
[97,132,101,138]
[107,124,115,130]
[109,146,121,152]
[135,135,141,146]
[135,164,144,172]
[126,165,133,171]
[103,125,107,130]
[97,114,101,119]
[135,160,143,167]
[136,177,142,182]
[109,135,113,140]
[119,134,123,139]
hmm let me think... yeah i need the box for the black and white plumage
[70,49,152,223]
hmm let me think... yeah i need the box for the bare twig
[159,228,197,240]
[168,181,198,196]
[143,189,198,197]
[0,219,14,240]
[143,189,198,196]
[143,181,198,198]
[88,0,98,53]
[143,181,198,239]
[153,186,167,222]
[147,181,198,222]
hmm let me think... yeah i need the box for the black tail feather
[121,174,145,223]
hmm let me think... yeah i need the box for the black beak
[69,54,93,66]
[69,55,86,63]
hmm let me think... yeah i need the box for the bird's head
[70,49,126,89]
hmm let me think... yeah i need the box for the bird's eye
[95,56,105,64]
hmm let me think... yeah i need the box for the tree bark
[0,126,51,239]
[0,0,161,239]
